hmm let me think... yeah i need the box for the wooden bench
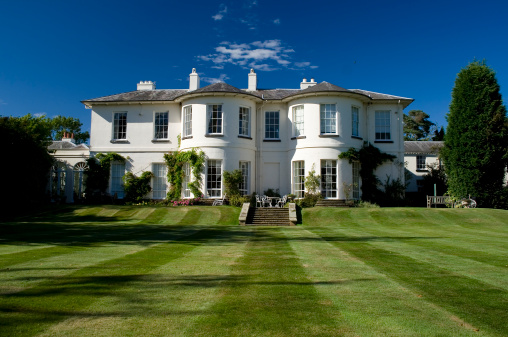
[427,195,452,208]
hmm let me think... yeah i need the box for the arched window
[50,162,67,201]
[73,162,87,200]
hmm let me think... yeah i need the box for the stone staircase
[315,199,352,207]
[245,207,293,226]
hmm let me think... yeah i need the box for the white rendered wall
[405,154,441,192]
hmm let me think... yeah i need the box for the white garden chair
[212,193,226,206]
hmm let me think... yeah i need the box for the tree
[442,60,508,208]
[403,110,435,141]
[50,116,89,144]
[432,126,445,141]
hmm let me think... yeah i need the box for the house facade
[81,69,413,200]
[404,141,444,193]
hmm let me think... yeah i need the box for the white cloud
[201,73,230,84]
[33,113,46,117]
[212,4,227,21]
[197,40,317,72]
[273,18,280,25]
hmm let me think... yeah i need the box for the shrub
[123,171,154,202]
[356,201,380,208]
[229,195,250,207]
[296,193,322,208]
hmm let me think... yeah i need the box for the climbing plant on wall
[163,148,205,200]
[84,152,126,199]
[123,171,154,202]
[339,142,396,203]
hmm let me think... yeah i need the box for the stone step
[315,199,352,207]
[246,207,292,226]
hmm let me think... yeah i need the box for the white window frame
[352,106,359,137]
[239,161,250,195]
[265,111,280,139]
[292,161,305,199]
[207,160,222,198]
[73,162,87,200]
[352,161,360,200]
[113,112,127,140]
[320,104,337,135]
[321,160,337,199]
[154,111,169,140]
[292,105,304,137]
[183,162,192,198]
[152,163,168,199]
[111,162,125,199]
[416,155,427,170]
[239,106,250,137]
[183,105,192,137]
[207,104,223,135]
[375,110,391,141]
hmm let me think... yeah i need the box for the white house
[404,141,444,193]
[80,69,413,200]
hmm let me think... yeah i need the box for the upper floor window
[320,104,337,134]
[239,107,250,137]
[265,111,280,139]
[375,111,391,140]
[416,155,426,170]
[207,104,223,134]
[154,112,168,139]
[183,106,192,137]
[113,112,127,140]
[292,105,304,137]
[352,106,359,137]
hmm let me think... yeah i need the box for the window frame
[207,104,223,135]
[111,162,125,199]
[239,106,250,137]
[320,103,337,135]
[292,161,305,199]
[375,110,391,141]
[321,159,338,199]
[352,105,360,137]
[206,159,222,198]
[112,112,127,140]
[183,105,192,137]
[264,110,280,140]
[183,162,192,198]
[154,111,169,140]
[239,161,250,195]
[152,163,168,199]
[416,155,427,171]
[292,105,305,137]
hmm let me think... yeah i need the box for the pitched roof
[404,141,444,154]
[350,89,412,101]
[48,141,89,150]
[82,89,188,103]
[191,82,249,94]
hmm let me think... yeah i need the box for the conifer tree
[443,60,508,208]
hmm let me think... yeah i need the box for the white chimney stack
[189,68,200,91]
[300,77,317,89]
[137,81,156,91]
[247,68,257,91]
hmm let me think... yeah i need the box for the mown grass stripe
[284,228,482,336]
[307,226,508,336]
[0,246,84,270]
[185,228,351,336]
[0,226,226,337]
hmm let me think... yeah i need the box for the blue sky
[1,0,507,135]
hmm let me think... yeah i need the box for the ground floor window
[111,162,125,199]
[321,160,337,199]
[293,161,305,198]
[73,162,87,200]
[50,162,66,200]
[239,161,249,195]
[152,163,167,199]
[207,160,222,197]
[352,161,360,200]
[183,162,192,198]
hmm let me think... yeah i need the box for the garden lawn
[0,205,507,336]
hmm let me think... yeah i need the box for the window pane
[265,111,279,139]
[320,160,337,198]
[239,107,250,136]
[239,161,249,195]
[183,106,192,137]
[154,112,168,139]
[152,163,168,199]
[375,111,391,140]
[111,162,125,199]
[320,104,336,134]
[352,106,359,137]
[292,105,304,136]
[113,112,127,139]
[207,160,222,197]
[293,161,305,198]
[208,105,222,134]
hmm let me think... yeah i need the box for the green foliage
[123,171,154,202]
[403,110,435,141]
[229,195,250,207]
[263,188,281,198]
[50,115,90,144]
[421,163,448,196]
[84,153,126,199]
[304,164,321,194]
[432,126,445,141]
[295,193,322,208]
[355,200,380,208]
[442,60,508,208]
[0,115,54,209]
[163,148,205,200]
[339,142,396,203]
[381,176,406,207]
[342,182,357,201]
[223,169,243,197]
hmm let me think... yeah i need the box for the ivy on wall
[84,152,126,199]
[123,171,154,202]
[163,148,205,200]
[339,142,395,203]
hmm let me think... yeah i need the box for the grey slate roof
[404,141,444,154]
[48,141,89,150]
[82,81,413,104]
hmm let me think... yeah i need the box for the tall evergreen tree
[442,60,508,208]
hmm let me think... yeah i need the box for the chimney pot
[189,68,200,91]
[247,68,257,91]
[137,81,156,90]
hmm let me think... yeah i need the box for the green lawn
[0,205,507,336]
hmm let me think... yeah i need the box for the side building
[404,141,444,193]
[81,69,413,201]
